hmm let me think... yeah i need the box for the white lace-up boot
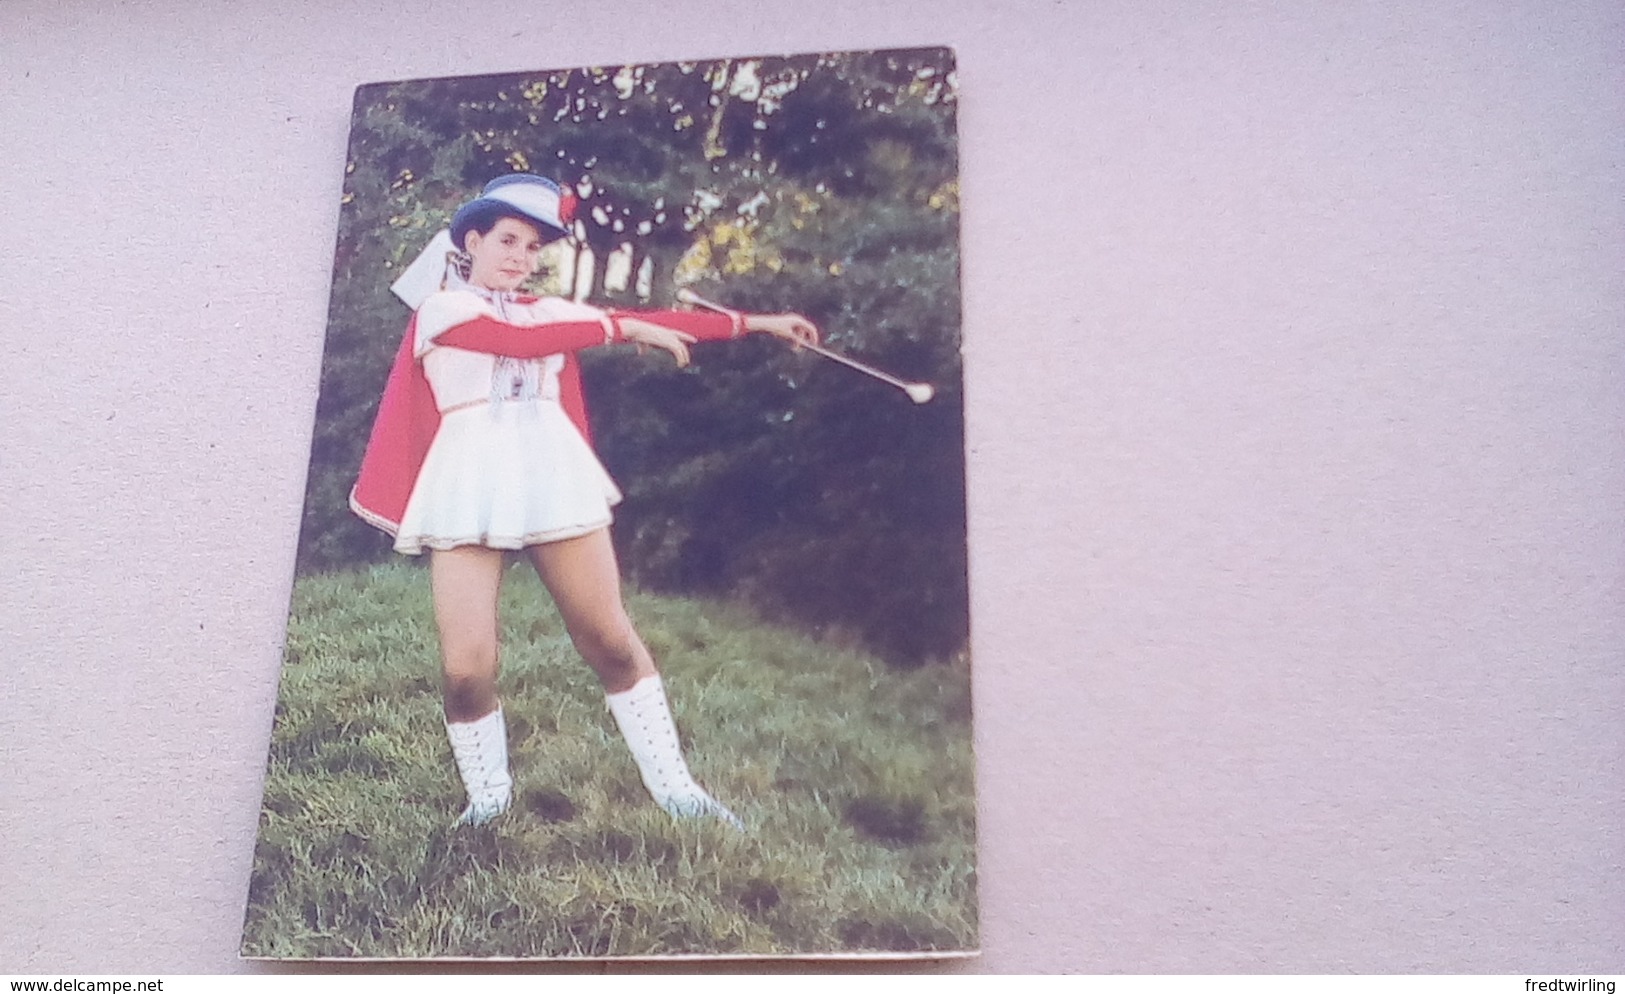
[605,675,743,830]
[445,705,513,827]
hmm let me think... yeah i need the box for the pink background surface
[2,0,1622,974]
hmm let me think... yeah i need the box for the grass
[240,560,977,959]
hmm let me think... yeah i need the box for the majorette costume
[349,174,747,829]
[349,283,744,554]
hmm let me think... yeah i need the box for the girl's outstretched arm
[422,291,818,360]
[417,291,615,358]
[609,308,741,342]
[611,308,821,348]
[434,315,610,357]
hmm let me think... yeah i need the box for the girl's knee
[441,635,498,693]
[442,630,498,673]
[570,617,642,676]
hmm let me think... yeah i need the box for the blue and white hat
[450,173,576,249]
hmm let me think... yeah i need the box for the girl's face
[465,216,544,291]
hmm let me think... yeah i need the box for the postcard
[242,47,974,960]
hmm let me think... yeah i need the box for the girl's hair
[448,247,473,283]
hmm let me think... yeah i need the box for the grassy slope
[241,561,977,959]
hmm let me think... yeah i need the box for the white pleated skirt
[393,399,623,555]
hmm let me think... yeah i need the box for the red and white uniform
[350,287,742,554]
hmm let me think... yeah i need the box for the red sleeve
[435,315,611,357]
[608,309,742,343]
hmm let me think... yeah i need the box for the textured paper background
[2,0,1621,974]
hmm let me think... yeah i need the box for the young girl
[350,174,818,828]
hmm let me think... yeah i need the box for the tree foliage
[298,48,966,666]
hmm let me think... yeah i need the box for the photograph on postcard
[242,47,974,959]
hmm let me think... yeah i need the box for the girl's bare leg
[528,530,741,828]
[430,545,513,826]
[430,545,507,721]
[525,529,655,693]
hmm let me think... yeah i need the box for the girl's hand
[619,318,699,367]
[745,313,821,349]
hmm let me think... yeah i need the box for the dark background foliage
[296,49,966,666]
